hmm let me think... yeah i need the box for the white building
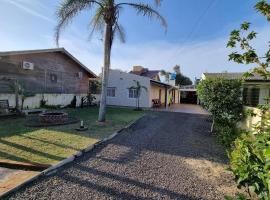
[201,72,270,107]
[106,69,180,108]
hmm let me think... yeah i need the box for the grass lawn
[0,107,145,165]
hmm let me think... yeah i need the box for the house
[106,69,180,108]
[201,72,270,107]
[0,48,98,108]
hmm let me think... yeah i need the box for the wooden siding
[0,52,94,94]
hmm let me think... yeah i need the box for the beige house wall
[149,84,166,106]
[150,84,180,107]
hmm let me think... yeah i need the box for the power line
[166,0,218,67]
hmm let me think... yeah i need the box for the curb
[0,115,145,199]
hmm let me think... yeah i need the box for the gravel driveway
[5,112,239,200]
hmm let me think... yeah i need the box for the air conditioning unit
[22,61,34,70]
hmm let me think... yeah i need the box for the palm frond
[141,86,148,91]
[88,5,105,40]
[116,3,167,31]
[55,0,102,46]
[113,22,126,43]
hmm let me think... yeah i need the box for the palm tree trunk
[137,91,140,110]
[21,98,24,111]
[98,23,112,122]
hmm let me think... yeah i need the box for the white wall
[107,69,151,108]
[0,93,100,109]
[238,106,262,131]
[259,87,269,105]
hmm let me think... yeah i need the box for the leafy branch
[227,0,270,79]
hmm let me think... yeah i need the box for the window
[107,87,116,97]
[129,88,138,98]
[243,87,260,107]
[50,74,57,83]
[78,72,83,79]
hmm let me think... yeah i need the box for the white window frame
[128,88,138,99]
[107,87,116,97]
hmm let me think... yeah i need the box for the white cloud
[3,0,55,23]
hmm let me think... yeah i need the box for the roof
[150,79,178,88]
[0,48,97,78]
[202,72,270,81]
[130,69,160,79]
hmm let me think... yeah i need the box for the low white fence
[0,93,100,109]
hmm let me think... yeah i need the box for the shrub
[215,122,240,148]
[70,96,77,108]
[197,77,243,125]
[197,77,243,146]
[80,93,96,107]
[229,130,270,199]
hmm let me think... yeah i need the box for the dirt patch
[183,158,239,195]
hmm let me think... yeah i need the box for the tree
[9,81,35,111]
[175,73,192,86]
[173,65,181,74]
[129,80,148,110]
[197,77,243,133]
[161,66,192,86]
[160,70,170,82]
[55,0,167,122]
[227,0,270,79]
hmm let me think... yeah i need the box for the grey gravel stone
[5,112,239,200]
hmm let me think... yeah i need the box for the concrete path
[154,104,209,115]
[6,112,238,200]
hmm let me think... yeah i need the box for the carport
[180,85,198,104]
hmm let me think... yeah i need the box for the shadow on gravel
[100,112,227,165]
[60,163,205,200]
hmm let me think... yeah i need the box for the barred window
[50,74,57,83]
[129,88,138,99]
[107,87,116,97]
[243,87,260,107]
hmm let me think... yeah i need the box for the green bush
[215,123,240,148]
[197,77,243,125]
[229,130,270,199]
[197,77,243,146]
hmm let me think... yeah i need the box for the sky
[0,0,269,81]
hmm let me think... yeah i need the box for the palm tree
[129,80,147,110]
[55,0,167,122]
[9,81,35,111]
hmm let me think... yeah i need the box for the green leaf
[241,22,251,30]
